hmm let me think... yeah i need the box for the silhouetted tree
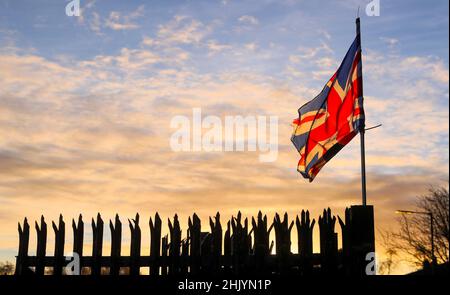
[377,230,398,274]
[0,261,14,275]
[385,186,449,268]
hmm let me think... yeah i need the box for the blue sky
[2,0,447,113]
[1,1,448,65]
[0,0,448,274]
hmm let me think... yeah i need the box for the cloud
[206,40,232,55]
[234,15,260,33]
[88,12,102,34]
[104,5,145,30]
[78,4,145,34]
[238,15,259,26]
[380,36,399,48]
[141,36,156,47]
[244,42,257,51]
[318,29,331,40]
[1,43,447,197]
[365,50,449,86]
[289,42,334,65]
[76,0,97,25]
[155,15,212,45]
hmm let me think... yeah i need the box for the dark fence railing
[14,205,375,276]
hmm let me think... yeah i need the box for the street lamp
[395,210,436,268]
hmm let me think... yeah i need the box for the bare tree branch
[385,186,449,269]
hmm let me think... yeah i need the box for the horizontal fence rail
[15,206,375,276]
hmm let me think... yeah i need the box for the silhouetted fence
[14,205,375,276]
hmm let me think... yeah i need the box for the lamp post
[395,210,436,271]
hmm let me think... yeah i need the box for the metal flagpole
[356,17,367,206]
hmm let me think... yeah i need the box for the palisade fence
[15,205,375,276]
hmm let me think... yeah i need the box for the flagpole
[356,17,367,206]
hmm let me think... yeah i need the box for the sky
[0,0,448,274]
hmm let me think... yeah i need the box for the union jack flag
[291,36,365,181]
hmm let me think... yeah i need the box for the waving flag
[291,36,365,181]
